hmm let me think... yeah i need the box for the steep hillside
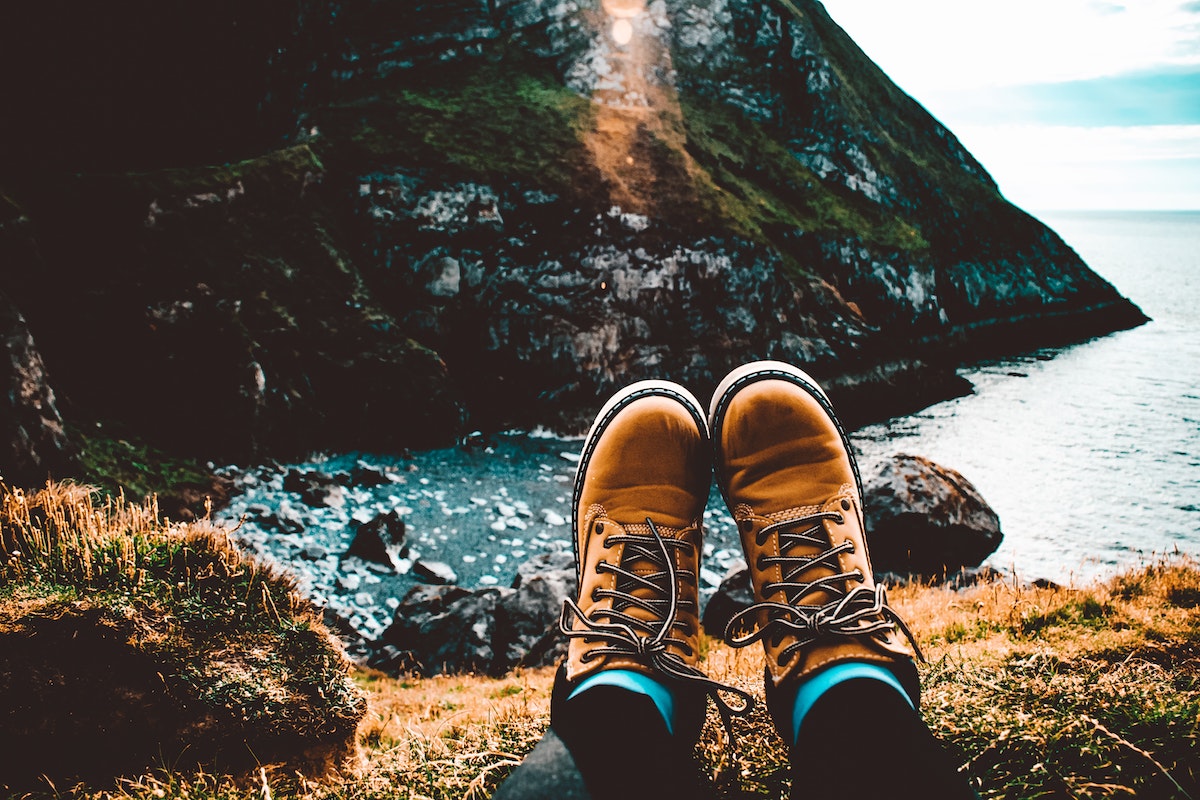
[0,0,1145,467]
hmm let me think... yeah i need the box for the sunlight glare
[612,18,633,45]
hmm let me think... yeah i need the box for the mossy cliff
[0,0,1146,469]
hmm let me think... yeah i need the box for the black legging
[493,677,977,800]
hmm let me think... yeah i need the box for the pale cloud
[820,0,1200,92]
[950,124,1200,209]
[818,0,1200,208]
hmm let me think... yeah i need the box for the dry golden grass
[5,485,1197,799]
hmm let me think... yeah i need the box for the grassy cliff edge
[2,485,1196,798]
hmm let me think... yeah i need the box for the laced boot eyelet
[840,499,851,511]
[755,556,767,570]
[594,522,605,534]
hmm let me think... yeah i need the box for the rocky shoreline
[216,440,1005,676]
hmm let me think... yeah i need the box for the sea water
[851,211,1200,584]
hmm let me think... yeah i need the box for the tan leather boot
[559,380,751,731]
[708,361,921,728]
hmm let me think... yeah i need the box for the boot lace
[560,517,754,735]
[723,510,923,666]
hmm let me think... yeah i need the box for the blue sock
[569,669,677,734]
[790,662,913,743]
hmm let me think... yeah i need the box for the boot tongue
[762,508,843,610]
[611,521,685,626]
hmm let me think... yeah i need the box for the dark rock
[395,583,472,614]
[299,482,346,508]
[374,552,576,676]
[413,560,458,585]
[498,552,578,668]
[344,511,406,569]
[284,469,347,508]
[701,562,754,639]
[0,291,77,486]
[155,473,236,522]
[864,453,1003,576]
[513,549,575,589]
[260,504,306,535]
[349,463,393,487]
[382,586,512,675]
[283,469,324,493]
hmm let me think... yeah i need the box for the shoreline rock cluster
[219,445,1005,676]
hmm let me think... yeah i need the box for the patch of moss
[313,50,594,190]
[71,423,213,505]
[678,93,929,255]
[116,144,324,200]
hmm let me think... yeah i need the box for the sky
[819,0,1200,210]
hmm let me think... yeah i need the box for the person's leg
[788,678,975,799]
[709,360,976,799]
[493,673,706,800]
[493,380,746,800]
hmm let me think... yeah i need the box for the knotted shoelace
[723,510,923,666]
[560,517,755,738]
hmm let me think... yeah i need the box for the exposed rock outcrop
[345,510,408,568]
[0,289,76,486]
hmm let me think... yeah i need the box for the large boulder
[375,551,576,676]
[864,453,1003,575]
[0,290,76,486]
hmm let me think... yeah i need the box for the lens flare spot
[612,18,633,45]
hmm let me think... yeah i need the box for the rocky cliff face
[0,0,1145,468]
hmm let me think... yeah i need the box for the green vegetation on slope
[70,424,214,506]
[678,92,929,253]
[310,40,930,262]
[313,51,595,191]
